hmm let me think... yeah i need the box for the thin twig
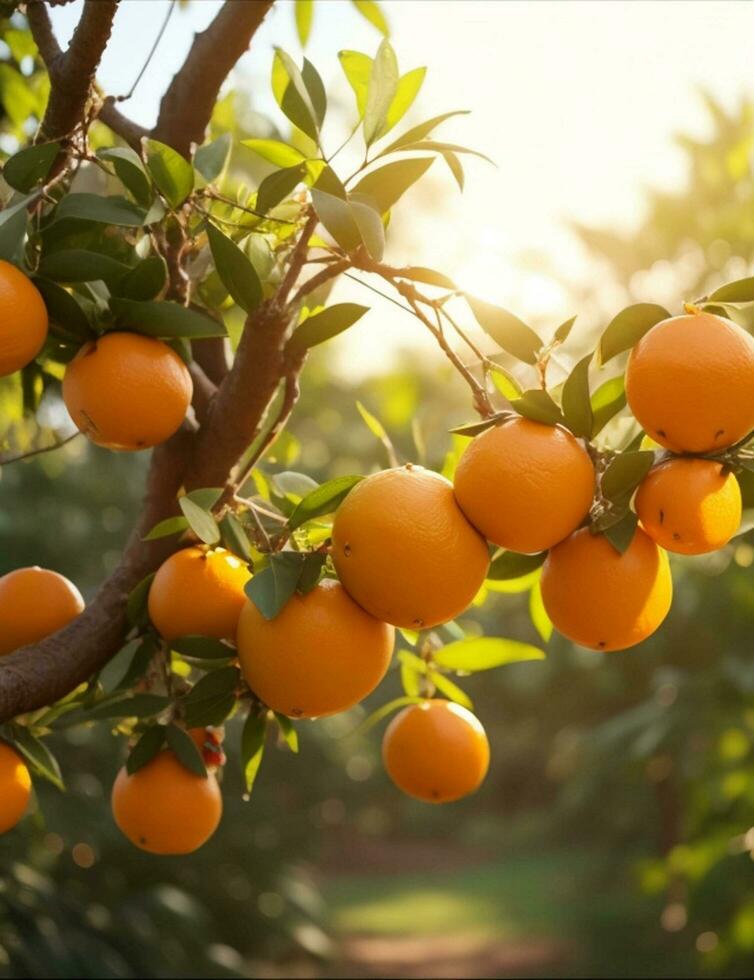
[289,258,350,309]
[115,0,176,102]
[0,433,80,466]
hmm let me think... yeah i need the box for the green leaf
[38,249,130,286]
[488,549,546,580]
[708,277,754,303]
[449,415,505,438]
[88,693,170,721]
[295,0,314,45]
[490,367,523,401]
[381,67,426,139]
[553,315,577,345]
[351,0,389,34]
[55,193,147,227]
[561,354,593,438]
[241,711,267,793]
[244,552,306,619]
[350,196,385,260]
[0,194,30,262]
[442,150,464,190]
[288,303,369,355]
[288,474,363,529]
[127,572,155,629]
[33,278,93,343]
[172,636,235,660]
[10,728,64,790]
[272,48,320,144]
[346,696,425,738]
[144,139,194,208]
[186,488,224,509]
[219,512,253,562]
[434,637,544,672]
[511,389,564,426]
[117,255,167,301]
[256,164,306,214]
[166,724,207,777]
[3,141,59,192]
[143,515,189,541]
[98,146,152,207]
[590,375,626,437]
[529,581,553,643]
[302,58,327,128]
[311,167,362,252]
[356,399,396,463]
[395,140,494,166]
[364,39,399,145]
[242,138,306,168]
[352,157,433,214]
[179,497,220,545]
[598,303,670,364]
[297,552,327,594]
[429,672,473,709]
[115,636,158,691]
[206,222,262,313]
[338,50,372,117]
[183,666,240,728]
[126,725,166,775]
[193,133,232,183]
[274,712,299,752]
[399,266,456,289]
[466,295,542,365]
[400,659,422,697]
[381,110,470,155]
[110,298,227,338]
[601,450,655,502]
[602,510,639,555]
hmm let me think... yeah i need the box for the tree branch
[97,97,147,150]
[29,0,120,144]
[152,0,275,157]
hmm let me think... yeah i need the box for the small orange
[237,578,394,718]
[148,547,251,641]
[636,458,742,555]
[382,699,490,803]
[332,466,489,629]
[540,526,672,652]
[0,260,48,377]
[0,566,84,655]
[111,748,222,855]
[63,331,192,451]
[625,312,754,453]
[453,417,595,553]
[0,742,31,832]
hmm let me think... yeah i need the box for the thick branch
[29,0,120,143]
[98,97,147,151]
[152,0,275,157]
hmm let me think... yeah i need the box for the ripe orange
[237,578,394,718]
[0,260,48,378]
[63,331,193,451]
[453,417,595,553]
[148,547,251,641]
[0,566,84,655]
[540,526,672,652]
[625,312,754,453]
[331,466,489,629]
[382,699,490,803]
[0,742,31,833]
[111,746,222,855]
[636,458,742,555]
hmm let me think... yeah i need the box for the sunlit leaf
[363,39,399,145]
[244,552,306,619]
[429,672,473,709]
[528,581,552,643]
[351,0,389,34]
[488,549,546,580]
[511,389,564,426]
[561,354,593,438]
[598,303,670,364]
[179,497,220,545]
[242,138,306,168]
[206,222,262,313]
[434,637,544,672]
[144,138,195,208]
[241,710,267,793]
[381,110,470,155]
[289,303,369,355]
[143,515,189,541]
[98,146,152,206]
[288,475,363,529]
[601,450,655,502]
[352,157,433,213]
[294,0,314,45]
[110,298,227,338]
[466,295,542,365]
[194,133,233,183]
[590,375,626,437]
[10,727,64,789]
[274,712,299,752]
[602,510,639,555]
[183,667,240,727]
[338,50,372,118]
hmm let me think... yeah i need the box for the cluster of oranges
[1,246,753,855]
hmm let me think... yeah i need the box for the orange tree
[1,0,754,857]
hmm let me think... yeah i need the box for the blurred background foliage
[1,3,754,979]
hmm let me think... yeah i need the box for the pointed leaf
[442,150,464,190]
[244,552,307,619]
[352,157,433,213]
[274,712,299,752]
[511,389,564,426]
[351,0,389,35]
[88,693,170,721]
[429,672,473,709]
[590,375,626,437]
[289,303,369,355]
[434,637,544,672]
[598,303,670,364]
[183,666,240,727]
[488,549,546,581]
[346,696,425,738]
[117,255,167,301]
[381,67,426,138]
[490,367,523,401]
[219,512,253,562]
[602,510,639,555]
[179,497,221,545]
[466,295,542,364]
[561,354,593,438]
[115,636,158,690]
[110,298,227,338]
[55,193,147,226]
[553,315,577,344]
[166,724,207,777]
[288,474,363,529]
[98,146,152,206]
[125,725,166,775]
[3,141,60,192]
[400,266,456,289]
[241,711,267,792]
[350,196,385,260]
[144,139,194,208]
[143,515,189,541]
[256,164,306,214]
[194,133,232,183]
[172,636,236,660]
[529,581,553,643]
[295,0,314,45]
[339,50,372,117]
[302,58,327,128]
[381,110,470,155]
[601,450,655,502]
[38,249,130,286]
[272,48,319,143]
[10,728,64,789]
[364,39,399,145]
[708,278,754,303]
[206,222,262,313]
[33,278,92,342]
[243,139,306,168]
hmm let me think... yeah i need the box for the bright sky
[50,0,754,374]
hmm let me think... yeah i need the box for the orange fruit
[0,566,84,655]
[453,417,595,553]
[0,742,31,832]
[111,747,222,855]
[237,578,394,718]
[0,260,48,377]
[148,547,251,642]
[540,526,672,652]
[331,466,489,629]
[636,458,742,555]
[63,331,193,451]
[625,312,754,453]
[382,699,490,803]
